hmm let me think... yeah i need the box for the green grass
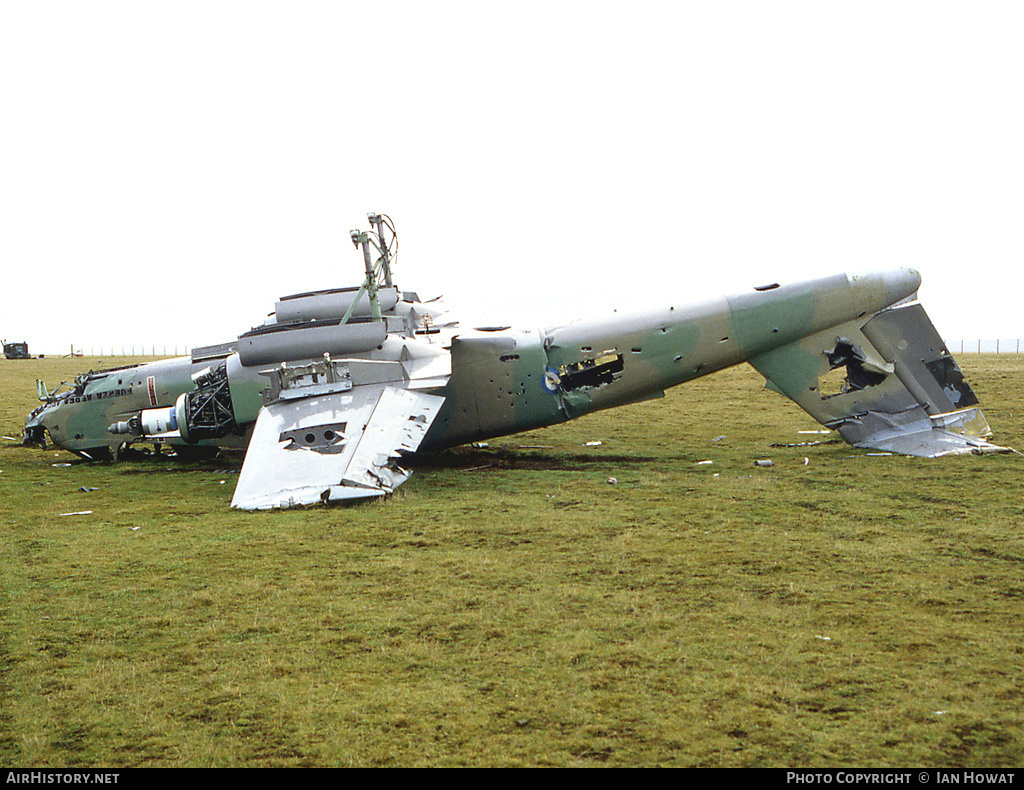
[1,354,1022,766]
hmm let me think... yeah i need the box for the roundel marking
[542,365,561,394]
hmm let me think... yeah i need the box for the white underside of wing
[230,349,450,510]
[231,384,445,510]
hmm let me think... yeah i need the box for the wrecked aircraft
[23,213,1008,509]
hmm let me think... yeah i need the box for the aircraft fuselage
[24,269,921,459]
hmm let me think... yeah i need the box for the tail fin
[749,301,1010,456]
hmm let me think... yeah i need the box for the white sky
[3,1,1022,355]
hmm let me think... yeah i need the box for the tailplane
[749,301,1010,457]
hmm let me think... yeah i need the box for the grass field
[0,354,1022,767]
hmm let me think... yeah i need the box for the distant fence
[58,346,191,358]
[956,340,1023,354]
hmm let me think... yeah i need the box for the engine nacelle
[237,318,387,368]
[274,286,400,323]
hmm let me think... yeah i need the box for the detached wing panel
[231,385,445,510]
[749,302,1008,457]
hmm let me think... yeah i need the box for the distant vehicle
[23,213,1008,510]
[3,341,30,360]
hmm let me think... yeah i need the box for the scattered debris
[1,435,19,441]
[59,511,93,517]
[712,435,726,442]
[799,430,832,435]
[51,463,72,468]
[753,459,775,468]
[584,441,603,447]
[78,486,99,492]
[771,440,823,448]
[606,477,618,484]
[471,442,489,449]
[130,526,141,531]
[803,457,810,466]
[815,635,833,641]
[696,460,714,466]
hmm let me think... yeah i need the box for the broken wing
[748,302,1009,457]
[231,384,445,510]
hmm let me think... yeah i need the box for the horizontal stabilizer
[749,302,1009,457]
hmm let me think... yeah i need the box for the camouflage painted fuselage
[420,270,919,449]
[24,269,924,459]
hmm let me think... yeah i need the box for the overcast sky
[3,1,1022,355]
